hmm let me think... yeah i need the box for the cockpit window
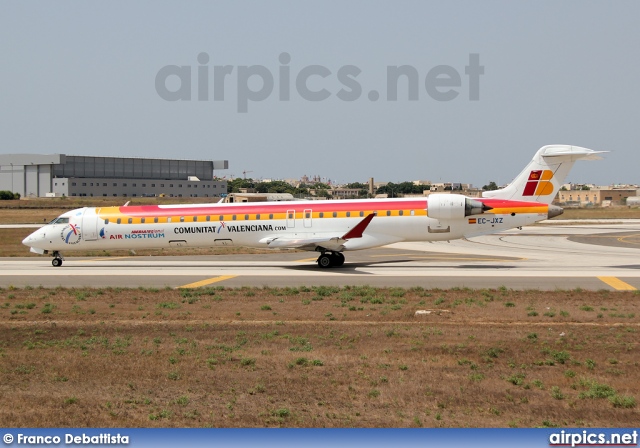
[48,217,70,225]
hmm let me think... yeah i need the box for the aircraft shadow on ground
[283,261,519,273]
[610,265,640,270]
[283,258,416,273]
[62,260,519,272]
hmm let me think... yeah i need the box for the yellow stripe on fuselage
[96,204,546,225]
[97,209,430,224]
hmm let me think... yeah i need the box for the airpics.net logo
[155,52,484,112]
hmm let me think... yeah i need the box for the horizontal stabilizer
[482,144,606,204]
[537,145,607,160]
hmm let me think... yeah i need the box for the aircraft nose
[22,228,43,247]
[22,233,35,246]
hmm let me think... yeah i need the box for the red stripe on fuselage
[118,200,429,217]
[111,198,543,218]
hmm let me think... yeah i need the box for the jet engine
[426,194,492,220]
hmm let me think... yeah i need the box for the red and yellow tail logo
[523,170,554,196]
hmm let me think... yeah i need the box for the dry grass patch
[0,286,638,427]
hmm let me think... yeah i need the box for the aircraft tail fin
[482,145,606,204]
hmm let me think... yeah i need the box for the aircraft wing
[259,213,375,252]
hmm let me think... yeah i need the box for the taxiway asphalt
[1,223,639,290]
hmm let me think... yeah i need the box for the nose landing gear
[317,252,345,268]
[51,251,64,267]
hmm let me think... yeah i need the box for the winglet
[341,213,375,239]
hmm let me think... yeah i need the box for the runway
[2,222,640,290]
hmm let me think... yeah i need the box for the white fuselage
[23,196,550,255]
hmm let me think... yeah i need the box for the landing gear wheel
[52,258,63,267]
[332,253,345,267]
[317,254,333,268]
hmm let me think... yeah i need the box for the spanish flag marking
[528,170,542,180]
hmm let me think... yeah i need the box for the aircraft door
[287,209,295,228]
[303,209,312,228]
[82,208,99,241]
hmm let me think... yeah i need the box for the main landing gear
[317,252,345,268]
[51,251,64,267]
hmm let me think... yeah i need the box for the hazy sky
[1,1,638,187]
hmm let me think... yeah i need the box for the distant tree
[482,181,499,191]
[261,180,293,194]
[227,178,256,193]
[396,182,416,194]
[294,186,310,196]
[0,191,18,200]
[374,183,395,196]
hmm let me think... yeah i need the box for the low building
[224,192,294,203]
[555,189,637,206]
[424,189,484,198]
[0,154,228,198]
[329,187,365,199]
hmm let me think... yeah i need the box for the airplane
[22,145,605,268]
